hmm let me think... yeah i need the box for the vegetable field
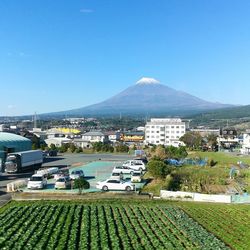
[0,201,244,250]
[180,203,250,250]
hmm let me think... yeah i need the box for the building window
[166,136,169,138]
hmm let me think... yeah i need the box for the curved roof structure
[0,132,31,142]
[0,132,32,154]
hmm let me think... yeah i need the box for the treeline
[47,142,130,154]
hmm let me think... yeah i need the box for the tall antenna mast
[34,112,37,129]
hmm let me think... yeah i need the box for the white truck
[5,150,43,173]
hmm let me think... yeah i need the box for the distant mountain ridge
[47,77,234,116]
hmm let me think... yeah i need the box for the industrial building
[0,132,32,162]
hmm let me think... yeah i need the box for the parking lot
[1,153,146,195]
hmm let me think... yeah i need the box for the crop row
[0,203,229,250]
[180,204,250,250]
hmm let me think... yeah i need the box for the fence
[161,190,250,204]
[231,194,250,203]
[7,180,27,192]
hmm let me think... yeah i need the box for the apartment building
[144,118,188,146]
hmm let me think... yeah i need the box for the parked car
[48,150,58,156]
[27,174,47,189]
[131,171,142,183]
[37,167,59,179]
[96,179,135,191]
[70,170,84,180]
[122,160,146,171]
[113,165,134,174]
[54,168,70,180]
[55,176,72,189]
[110,171,124,180]
[134,157,148,164]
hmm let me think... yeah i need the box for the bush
[73,177,90,194]
[115,144,129,153]
[208,159,217,167]
[75,147,83,153]
[147,160,171,179]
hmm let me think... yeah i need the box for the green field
[179,203,250,250]
[0,200,249,250]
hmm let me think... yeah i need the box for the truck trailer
[5,150,43,173]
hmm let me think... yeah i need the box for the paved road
[42,153,134,168]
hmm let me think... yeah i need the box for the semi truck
[5,150,43,173]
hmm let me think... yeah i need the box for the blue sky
[0,0,250,116]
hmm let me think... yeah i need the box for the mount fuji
[51,77,233,116]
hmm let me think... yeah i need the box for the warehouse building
[0,132,32,162]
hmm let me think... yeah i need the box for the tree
[207,134,218,150]
[75,147,83,153]
[152,145,167,160]
[73,177,90,194]
[147,160,171,179]
[58,144,68,153]
[180,132,203,150]
[165,145,188,159]
[69,143,77,153]
[115,144,129,153]
[50,143,57,150]
[92,142,103,152]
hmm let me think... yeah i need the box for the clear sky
[1,0,250,116]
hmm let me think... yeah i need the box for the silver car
[55,176,72,189]
[70,170,84,180]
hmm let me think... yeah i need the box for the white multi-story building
[144,118,188,146]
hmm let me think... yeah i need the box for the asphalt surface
[0,153,134,204]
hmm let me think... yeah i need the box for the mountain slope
[63,78,232,115]
[45,77,233,116]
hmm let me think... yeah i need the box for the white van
[27,174,47,189]
[122,160,146,171]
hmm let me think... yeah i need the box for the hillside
[45,77,232,117]
[188,105,250,127]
